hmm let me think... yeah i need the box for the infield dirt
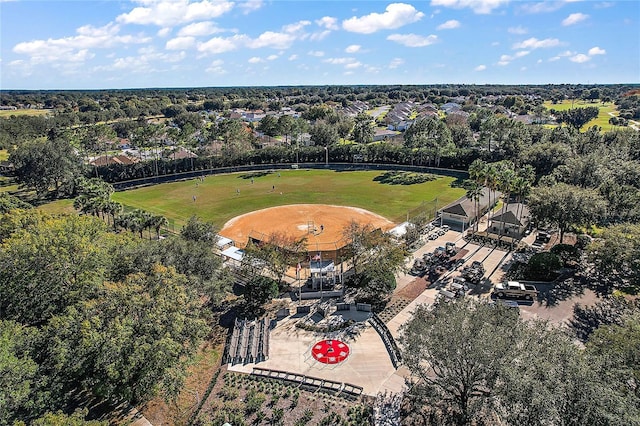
[219,203,396,250]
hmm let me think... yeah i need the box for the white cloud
[519,2,564,14]
[508,26,527,34]
[248,56,263,63]
[157,27,172,37]
[513,37,560,49]
[117,0,234,27]
[13,23,149,64]
[197,34,249,54]
[389,57,404,68]
[497,50,529,65]
[266,54,279,60]
[166,36,195,50]
[206,59,226,74]
[310,30,331,41]
[570,53,590,63]
[316,16,339,30]
[308,50,325,57]
[431,0,509,14]
[562,12,589,26]
[247,31,296,49]
[178,21,224,37]
[283,20,311,34]
[345,44,361,53]
[324,57,357,65]
[387,33,438,47]
[238,0,264,14]
[288,54,298,61]
[345,61,362,69]
[342,3,425,34]
[588,46,606,55]
[437,19,461,30]
[475,64,487,71]
[102,47,186,74]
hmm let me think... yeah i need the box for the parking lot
[392,225,598,329]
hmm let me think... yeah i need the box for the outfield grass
[0,109,51,118]
[112,169,465,228]
[543,100,618,131]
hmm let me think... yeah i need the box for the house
[489,203,530,238]
[0,161,15,175]
[90,154,139,167]
[164,147,197,160]
[387,120,411,131]
[373,129,399,142]
[117,139,132,150]
[441,102,462,114]
[439,190,493,232]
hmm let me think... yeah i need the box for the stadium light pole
[324,145,328,166]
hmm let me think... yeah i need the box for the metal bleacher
[224,317,271,365]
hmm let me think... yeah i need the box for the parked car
[493,281,538,300]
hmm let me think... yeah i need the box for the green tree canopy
[10,135,83,197]
[528,182,606,242]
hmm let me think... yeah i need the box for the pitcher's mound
[219,204,395,249]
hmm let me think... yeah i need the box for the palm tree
[150,214,168,240]
[496,166,516,237]
[466,182,485,233]
[105,201,123,230]
[485,164,498,230]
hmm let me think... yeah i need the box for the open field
[112,169,465,229]
[0,109,51,118]
[543,100,618,131]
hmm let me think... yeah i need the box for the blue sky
[1,0,638,89]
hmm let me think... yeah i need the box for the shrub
[550,243,580,266]
[526,252,562,281]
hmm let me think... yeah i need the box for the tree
[0,193,32,214]
[555,106,599,131]
[403,117,454,166]
[465,181,484,232]
[351,112,375,144]
[181,215,217,243]
[10,135,83,197]
[400,299,624,426]
[42,264,207,405]
[243,275,279,315]
[277,114,294,144]
[258,114,279,137]
[0,320,38,425]
[342,221,406,300]
[27,409,107,426]
[587,223,640,292]
[528,183,606,243]
[0,213,109,326]
[309,122,339,147]
[400,299,521,425]
[586,314,640,402]
[243,232,306,285]
[149,214,168,239]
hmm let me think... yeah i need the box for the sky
[1,0,638,90]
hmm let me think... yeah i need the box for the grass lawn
[112,169,465,228]
[0,109,51,118]
[36,199,75,215]
[543,99,618,131]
